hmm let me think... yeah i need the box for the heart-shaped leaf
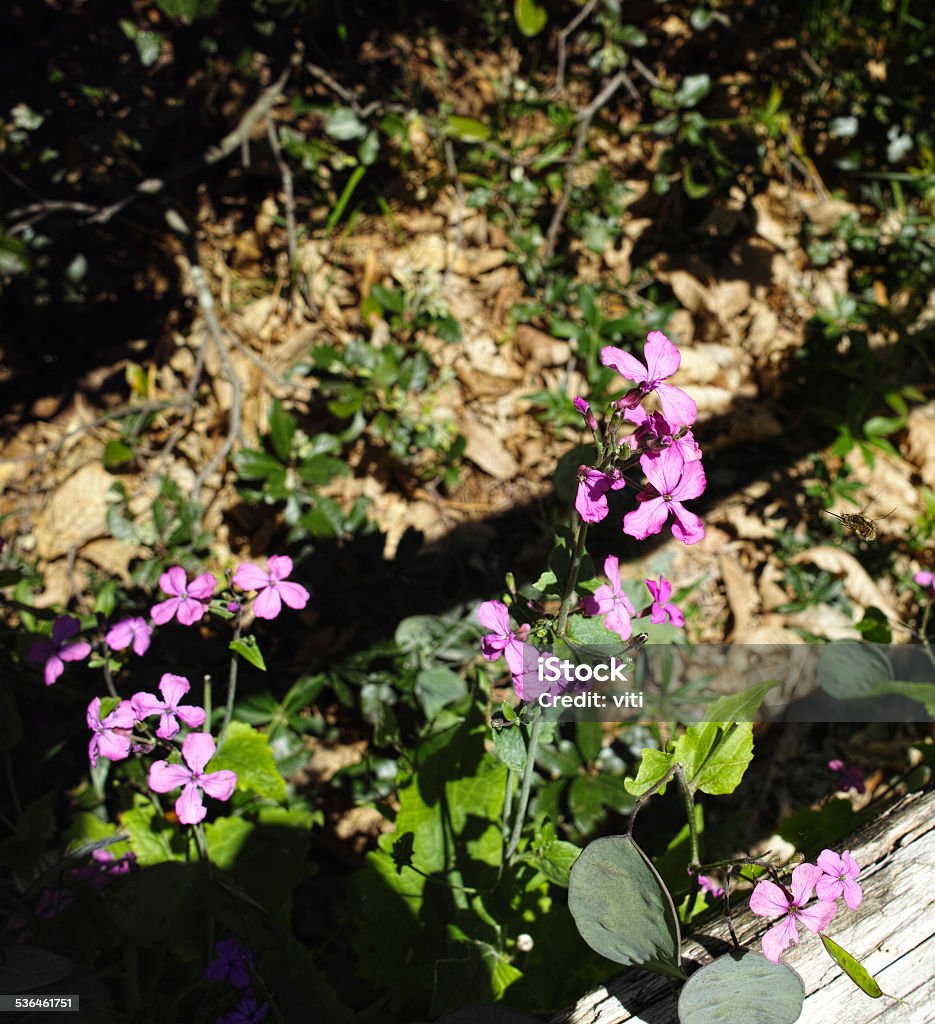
[568,835,682,978]
[677,951,804,1024]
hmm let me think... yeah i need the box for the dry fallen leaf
[34,462,113,560]
[905,401,935,490]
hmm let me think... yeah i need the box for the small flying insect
[823,496,895,541]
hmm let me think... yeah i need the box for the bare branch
[554,0,602,94]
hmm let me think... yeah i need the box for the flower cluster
[26,557,309,687]
[574,331,706,546]
[582,557,684,642]
[749,849,863,962]
[86,673,236,825]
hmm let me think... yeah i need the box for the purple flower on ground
[914,570,935,595]
[105,617,153,657]
[575,466,626,524]
[87,697,135,767]
[644,576,684,627]
[623,449,706,545]
[816,849,863,910]
[151,567,216,626]
[749,862,837,963]
[131,673,207,740]
[602,331,698,427]
[217,994,269,1024]
[828,758,866,795]
[27,615,92,686]
[232,555,309,620]
[148,733,237,825]
[582,555,636,640]
[206,939,254,989]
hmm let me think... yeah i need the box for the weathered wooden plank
[550,788,935,1024]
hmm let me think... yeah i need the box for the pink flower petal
[150,597,181,625]
[654,382,697,427]
[503,637,533,679]
[158,673,191,709]
[160,566,188,597]
[605,602,633,640]
[643,331,681,380]
[642,449,683,494]
[233,563,270,591]
[97,729,132,762]
[199,769,238,802]
[477,600,510,635]
[149,760,192,793]
[175,782,207,824]
[796,899,836,934]
[182,732,217,774]
[176,705,207,729]
[156,713,181,740]
[131,691,165,719]
[671,459,707,501]
[790,862,823,905]
[601,345,649,383]
[841,877,863,910]
[266,555,294,581]
[176,598,208,627]
[842,850,860,879]
[106,621,134,650]
[187,573,217,601]
[816,849,843,877]
[59,641,91,663]
[86,697,102,730]
[276,580,309,611]
[749,880,790,918]
[253,586,282,620]
[44,654,65,686]
[761,915,799,963]
[623,496,670,540]
[669,502,705,545]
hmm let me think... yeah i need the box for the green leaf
[234,448,283,479]
[625,747,675,796]
[513,0,548,37]
[817,643,891,700]
[103,438,134,469]
[297,454,349,485]
[865,680,935,717]
[677,950,805,1024]
[268,399,296,462]
[492,725,527,772]
[204,816,254,870]
[214,722,286,802]
[447,115,491,143]
[518,837,580,887]
[568,835,683,979]
[325,107,368,141]
[156,0,201,21]
[415,666,467,718]
[703,679,780,723]
[672,721,754,796]
[230,635,267,672]
[121,801,184,865]
[819,933,883,998]
[675,73,712,108]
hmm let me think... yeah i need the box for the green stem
[220,621,241,743]
[676,765,700,870]
[504,715,543,865]
[202,673,212,732]
[556,512,588,635]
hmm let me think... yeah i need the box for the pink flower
[582,555,635,640]
[87,697,135,767]
[478,600,530,678]
[623,449,706,545]
[914,570,934,594]
[576,466,626,524]
[602,331,697,427]
[698,874,725,899]
[131,673,207,740]
[232,555,309,620]
[148,733,237,825]
[644,576,684,627]
[816,849,863,910]
[749,862,837,963]
[573,396,598,432]
[105,617,153,657]
[151,567,216,626]
[828,758,866,795]
[625,405,702,463]
[28,615,92,686]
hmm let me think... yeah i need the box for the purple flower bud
[573,396,598,432]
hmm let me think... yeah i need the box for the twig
[162,206,243,505]
[304,60,386,119]
[630,56,662,90]
[543,70,629,260]
[554,0,603,94]
[147,335,210,483]
[442,139,465,286]
[225,331,314,396]
[264,115,318,315]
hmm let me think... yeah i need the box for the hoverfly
[824,496,895,541]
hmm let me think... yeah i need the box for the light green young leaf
[672,721,754,795]
[625,747,675,796]
[230,635,267,672]
[514,0,548,36]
